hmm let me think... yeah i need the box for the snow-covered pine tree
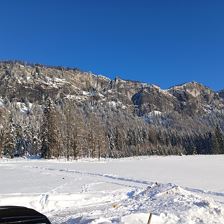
[0,108,5,158]
[3,114,16,158]
[212,125,224,154]
[0,129,4,158]
[40,98,60,159]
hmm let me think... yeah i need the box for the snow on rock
[0,98,4,107]
[148,110,162,116]
[15,102,32,113]
[108,101,117,107]
[98,75,111,81]
[107,100,127,109]
[53,77,68,83]
[38,76,69,88]
[98,93,105,98]
[150,84,174,98]
[82,91,91,96]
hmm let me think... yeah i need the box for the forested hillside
[0,60,224,159]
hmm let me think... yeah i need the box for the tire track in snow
[27,165,224,204]
[27,165,152,187]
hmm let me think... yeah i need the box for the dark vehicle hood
[0,206,51,224]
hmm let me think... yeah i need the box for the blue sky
[0,0,224,90]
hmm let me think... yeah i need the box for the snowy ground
[0,155,224,223]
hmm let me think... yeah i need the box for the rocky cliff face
[1,61,223,115]
[0,61,224,158]
[132,82,224,117]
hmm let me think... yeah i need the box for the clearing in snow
[0,155,224,224]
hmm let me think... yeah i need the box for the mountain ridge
[0,60,224,158]
[1,60,221,93]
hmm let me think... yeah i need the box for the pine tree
[0,129,4,158]
[71,131,78,160]
[40,98,60,159]
[213,126,224,154]
[4,115,16,158]
[0,109,4,158]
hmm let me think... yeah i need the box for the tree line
[0,97,224,159]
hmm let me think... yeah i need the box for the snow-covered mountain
[0,60,224,158]
[1,61,223,116]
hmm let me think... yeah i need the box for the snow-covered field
[1,155,224,224]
